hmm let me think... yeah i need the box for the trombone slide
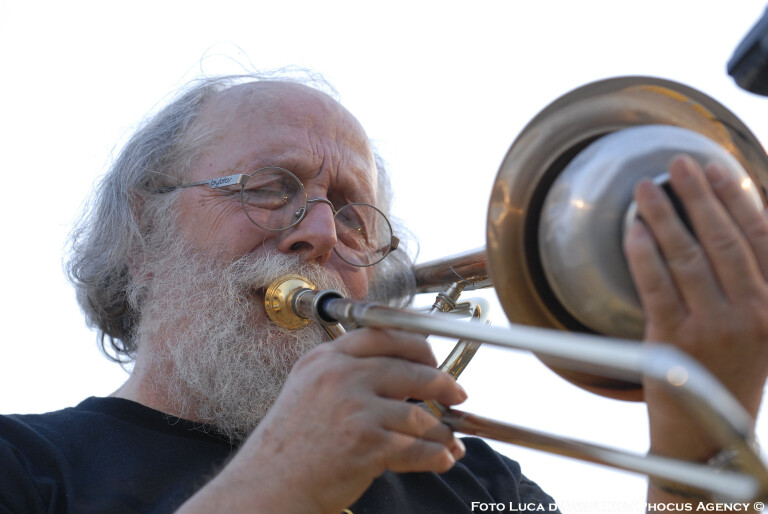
[290,289,768,501]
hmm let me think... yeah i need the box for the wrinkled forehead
[195,81,378,196]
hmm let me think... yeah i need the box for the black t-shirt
[0,397,557,513]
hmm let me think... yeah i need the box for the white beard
[135,239,350,442]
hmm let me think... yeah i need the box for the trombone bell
[487,76,768,398]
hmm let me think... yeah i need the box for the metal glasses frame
[159,166,400,267]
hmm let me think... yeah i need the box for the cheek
[176,194,273,255]
[338,265,371,300]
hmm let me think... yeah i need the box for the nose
[277,199,337,265]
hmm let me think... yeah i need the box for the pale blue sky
[2,2,767,511]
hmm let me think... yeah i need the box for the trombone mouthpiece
[264,274,317,329]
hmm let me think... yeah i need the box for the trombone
[264,77,768,501]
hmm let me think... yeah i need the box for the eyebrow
[221,151,378,204]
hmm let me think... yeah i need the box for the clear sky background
[2,2,768,512]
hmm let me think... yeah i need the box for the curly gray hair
[66,70,415,363]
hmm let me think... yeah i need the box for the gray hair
[66,70,415,363]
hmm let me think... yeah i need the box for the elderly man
[2,72,768,513]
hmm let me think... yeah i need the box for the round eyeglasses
[161,166,399,267]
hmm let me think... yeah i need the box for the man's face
[132,82,381,438]
[175,81,378,301]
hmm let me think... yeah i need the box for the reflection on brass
[486,76,768,399]
[264,274,316,329]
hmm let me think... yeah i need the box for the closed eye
[241,188,290,210]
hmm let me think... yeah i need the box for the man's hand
[624,154,768,502]
[178,328,467,513]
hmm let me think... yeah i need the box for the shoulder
[2,397,166,451]
[1,396,236,465]
[0,397,235,513]
[0,400,101,513]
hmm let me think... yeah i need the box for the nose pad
[277,199,337,264]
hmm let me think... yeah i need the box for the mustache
[226,251,351,299]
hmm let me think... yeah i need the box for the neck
[110,350,180,417]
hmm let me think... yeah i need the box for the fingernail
[451,437,466,460]
[626,220,649,239]
[704,163,726,187]
[636,179,663,205]
[455,382,468,402]
[670,154,697,179]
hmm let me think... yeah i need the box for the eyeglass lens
[239,167,305,230]
[333,203,392,266]
[239,167,394,266]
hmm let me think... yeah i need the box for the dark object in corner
[729,7,768,96]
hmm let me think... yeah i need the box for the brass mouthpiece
[264,274,316,329]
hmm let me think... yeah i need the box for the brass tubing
[412,248,490,293]
[309,295,767,500]
[315,297,757,437]
[440,407,759,501]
